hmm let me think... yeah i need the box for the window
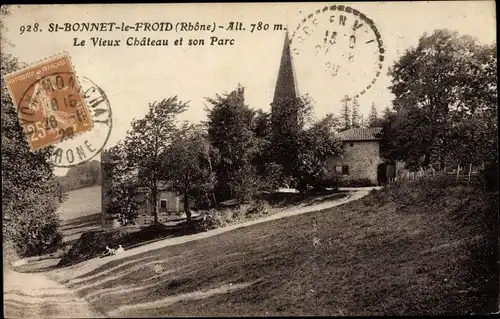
[160,199,167,213]
[342,165,349,175]
[335,165,349,175]
[349,142,354,147]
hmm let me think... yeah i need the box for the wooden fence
[389,164,482,186]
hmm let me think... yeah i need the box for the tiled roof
[337,127,382,141]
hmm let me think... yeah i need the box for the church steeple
[272,30,299,106]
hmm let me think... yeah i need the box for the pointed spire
[272,30,299,105]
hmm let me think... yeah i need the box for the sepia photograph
[1,2,498,317]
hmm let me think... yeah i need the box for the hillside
[51,178,498,316]
[57,186,101,221]
[57,186,102,245]
[56,160,101,193]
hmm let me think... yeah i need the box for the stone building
[324,127,396,186]
[270,32,402,187]
[134,182,185,225]
[100,149,184,228]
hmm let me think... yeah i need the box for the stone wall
[325,140,383,185]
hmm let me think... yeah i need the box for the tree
[294,114,343,191]
[351,97,361,128]
[270,95,343,190]
[163,124,217,220]
[368,102,383,127]
[270,95,315,186]
[271,94,314,139]
[250,109,273,178]
[252,109,272,140]
[206,85,261,202]
[318,113,343,133]
[382,29,497,168]
[2,51,63,255]
[340,95,352,131]
[103,142,141,225]
[57,160,101,192]
[124,97,189,224]
[382,106,393,119]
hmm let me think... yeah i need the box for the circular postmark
[17,72,112,167]
[51,76,112,167]
[291,5,385,99]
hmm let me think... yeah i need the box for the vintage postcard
[1,2,498,318]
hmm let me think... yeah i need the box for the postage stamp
[50,76,113,167]
[291,4,385,98]
[4,53,94,151]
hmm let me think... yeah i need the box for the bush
[262,163,295,190]
[246,200,271,216]
[196,200,273,232]
[3,195,63,257]
[370,174,466,207]
[196,209,228,232]
[3,240,19,270]
[230,165,263,204]
[58,229,130,267]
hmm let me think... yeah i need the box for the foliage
[57,160,101,192]
[270,95,314,180]
[250,109,273,178]
[196,200,272,232]
[206,85,262,203]
[251,109,272,139]
[271,95,343,191]
[318,113,343,132]
[1,52,63,257]
[271,94,314,138]
[104,142,141,225]
[293,115,343,190]
[261,162,294,190]
[58,228,131,267]
[368,102,385,127]
[382,29,497,169]
[162,124,217,220]
[351,97,361,128]
[196,209,228,232]
[123,97,189,224]
[340,95,352,131]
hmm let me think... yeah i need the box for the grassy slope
[57,186,101,221]
[58,186,102,245]
[60,181,498,316]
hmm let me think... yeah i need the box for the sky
[2,2,496,175]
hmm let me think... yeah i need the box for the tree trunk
[151,187,158,224]
[205,151,218,209]
[183,193,191,221]
[211,192,218,209]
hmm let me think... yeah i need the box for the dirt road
[3,269,100,318]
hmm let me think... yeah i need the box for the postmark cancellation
[4,53,94,151]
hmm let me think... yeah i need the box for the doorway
[377,163,388,185]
